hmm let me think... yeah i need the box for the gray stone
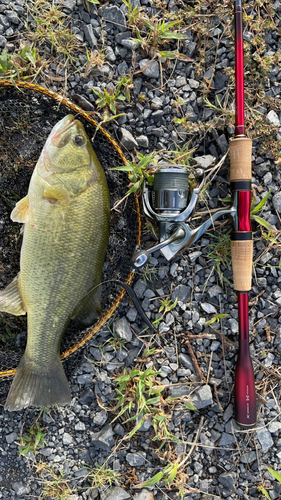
[93,410,107,426]
[121,38,139,50]
[0,35,7,47]
[126,452,146,466]
[105,46,116,62]
[118,61,128,75]
[266,110,280,126]
[268,421,281,433]
[114,316,132,341]
[151,96,162,109]
[223,403,234,422]
[136,135,149,148]
[91,424,115,451]
[133,490,154,500]
[199,433,214,455]
[62,433,73,445]
[133,279,146,298]
[74,421,86,431]
[6,431,17,444]
[179,353,194,371]
[5,10,19,24]
[169,384,192,398]
[172,284,191,303]
[218,433,235,446]
[77,374,93,384]
[216,134,228,154]
[194,155,215,169]
[218,472,236,492]
[208,285,223,297]
[228,318,238,333]
[83,24,97,47]
[58,0,76,8]
[201,302,217,314]
[240,451,257,463]
[273,191,281,212]
[192,385,213,409]
[0,14,9,29]
[189,78,200,89]
[256,420,274,451]
[139,59,160,79]
[102,6,127,32]
[175,76,187,87]
[100,487,130,500]
[12,482,30,495]
[120,127,138,150]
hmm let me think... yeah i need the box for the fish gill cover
[0,81,141,397]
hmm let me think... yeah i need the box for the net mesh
[0,81,141,393]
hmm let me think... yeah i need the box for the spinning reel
[131,165,237,268]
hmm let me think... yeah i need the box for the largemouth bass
[1,115,110,411]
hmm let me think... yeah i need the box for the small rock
[139,59,159,79]
[136,135,149,148]
[189,78,200,89]
[0,35,7,47]
[151,96,162,109]
[273,191,281,212]
[268,421,281,433]
[179,353,194,371]
[240,451,257,463]
[218,472,236,492]
[91,424,115,451]
[175,76,187,87]
[79,388,95,405]
[256,420,274,451]
[75,421,86,431]
[12,482,30,495]
[216,134,228,154]
[218,433,235,446]
[62,433,73,445]
[172,284,191,303]
[83,24,97,47]
[126,452,146,466]
[192,385,213,409]
[102,6,126,32]
[201,302,217,314]
[120,128,138,150]
[266,110,280,126]
[133,279,146,299]
[100,487,130,500]
[58,0,76,8]
[121,38,139,50]
[4,10,19,24]
[208,285,223,297]
[228,318,238,333]
[133,490,154,500]
[194,155,215,169]
[6,432,17,444]
[114,316,132,341]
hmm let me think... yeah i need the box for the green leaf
[146,396,161,405]
[267,467,281,483]
[127,178,143,194]
[143,471,164,487]
[160,32,187,40]
[128,418,146,438]
[166,464,178,484]
[259,487,271,499]
[109,102,117,114]
[87,0,99,4]
[205,313,229,326]
[251,189,272,214]
[185,402,198,411]
[252,215,275,231]
[142,19,154,30]
[111,165,134,172]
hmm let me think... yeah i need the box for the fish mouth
[51,115,84,148]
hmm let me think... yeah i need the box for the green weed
[259,467,281,499]
[0,46,42,82]
[86,463,119,489]
[35,463,74,500]
[112,152,158,194]
[92,76,133,114]
[19,422,47,457]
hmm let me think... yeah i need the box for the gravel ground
[1,0,281,499]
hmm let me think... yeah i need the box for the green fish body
[1,115,110,411]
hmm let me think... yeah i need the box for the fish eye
[74,135,84,145]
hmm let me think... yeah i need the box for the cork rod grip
[230,137,252,182]
[231,239,253,291]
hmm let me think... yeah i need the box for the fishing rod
[130,1,256,428]
[231,0,256,427]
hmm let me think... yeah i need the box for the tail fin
[5,354,71,411]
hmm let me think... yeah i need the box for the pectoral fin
[11,195,29,223]
[0,275,26,316]
[43,185,70,206]
[72,285,102,325]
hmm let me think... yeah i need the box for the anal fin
[0,275,26,316]
[11,195,29,223]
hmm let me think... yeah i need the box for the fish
[0,114,110,411]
